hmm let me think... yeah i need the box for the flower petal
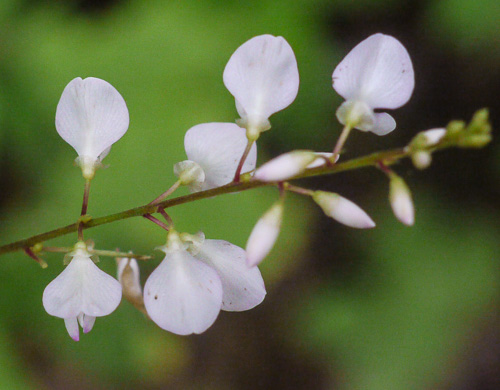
[43,251,122,319]
[332,33,414,109]
[223,35,299,129]
[196,240,266,312]
[144,251,223,335]
[184,123,257,190]
[389,175,415,226]
[55,77,129,161]
[64,317,80,342]
[370,112,396,136]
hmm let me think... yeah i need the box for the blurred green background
[0,0,498,389]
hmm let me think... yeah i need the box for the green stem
[0,145,417,257]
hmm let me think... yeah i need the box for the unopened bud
[389,175,414,226]
[117,257,143,303]
[411,150,432,170]
[246,202,284,267]
[254,151,316,182]
[313,191,375,229]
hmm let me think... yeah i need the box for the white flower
[332,33,414,135]
[313,191,375,229]
[55,77,129,179]
[389,175,414,226]
[254,151,316,182]
[144,231,265,335]
[42,243,122,341]
[176,123,257,192]
[223,35,300,139]
[246,201,283,267]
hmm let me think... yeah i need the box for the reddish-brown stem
[78,179,91,241]
[233,140,255,182]
[143,214,170,231]
[157,208,174,227]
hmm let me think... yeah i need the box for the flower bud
[254,151,316,182]
[246,202,284,267]
[411,150,432,170]
[389,175,414,226]
[421,128,446,145]
[117,257,143,304]
[312,191,375,229]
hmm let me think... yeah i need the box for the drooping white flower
[246,201,284,267]
[389,174,414,226]
[56,77,129,179]
[144,231,265,335]
[223,35,300,139]
[175,123,257,192]
[332,33,414,135]
[43,242,122,341]
[312,191,375,229]
[254,151,316,182]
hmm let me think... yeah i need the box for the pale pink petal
[184,123,257,190]
[55,77,129,161]
[332,33,414,109]
[223,35,299,128]
[370,112,396,135]
[64,317,80,342]
[144,251,223,335]
[196,240,266,312]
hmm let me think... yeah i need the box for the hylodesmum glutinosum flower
[223,35,300,141]
[331,33,414,152]
[174,123,257,192]
[144,230,265,335]
[55,77,129,180]
[43,242,122,341]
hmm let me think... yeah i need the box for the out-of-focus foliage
[0,0,498,389]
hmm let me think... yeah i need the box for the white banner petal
[196,240,266,312]
[144,251,223,335]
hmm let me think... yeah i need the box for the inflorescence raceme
[0,33,492,340]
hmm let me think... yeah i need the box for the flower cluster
[38,33,472,340]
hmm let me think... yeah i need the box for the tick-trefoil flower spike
[56,77,129,180]
[312,191,376,229]
[181,123,257,191]
[117,257,143,304]
[223,35,300,140]
[42,242,122,341]
[332,33,414,135]
[389,174,414,226]
[246,201,284,267]
[144,230,223,335]
[254,151,316,182]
